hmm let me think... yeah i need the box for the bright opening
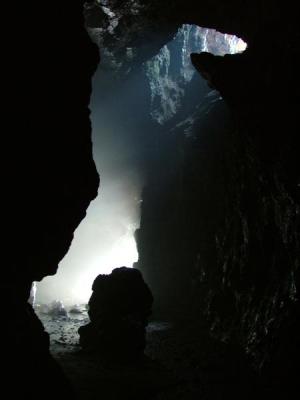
[35,24,247,307]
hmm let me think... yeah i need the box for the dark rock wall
[86,0,299,384]
[133,0,300,383]
[2,1,99,394]
[2,0,299,393]
[189,42,300,379]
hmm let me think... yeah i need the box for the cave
[4,1,299,399]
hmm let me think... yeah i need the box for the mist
[36,24,246,306]
[36,65,150,305]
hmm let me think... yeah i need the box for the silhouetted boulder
[79,267,153,362]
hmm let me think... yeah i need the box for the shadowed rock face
[79,267,153,362]
[138,8,299,394]
[2,1,99,395]
[2,0,299,395]
[189,39,299,384]
[85,0,299,390]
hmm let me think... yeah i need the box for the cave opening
[34,24,246,309]
[7,2,299,399]
[34,21,247,330]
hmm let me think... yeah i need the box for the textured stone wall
[2,1,99,395]
[136,5,299,384]
[2,0,299,394]
[85,0,299,383]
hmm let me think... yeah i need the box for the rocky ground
[38,308,259,400]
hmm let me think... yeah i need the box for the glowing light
[68,227,139,304]
[235,38,247,53]
[146,24,247,124]
[36,218,139,306]
[224,34,248,54]
[36,23,247,308]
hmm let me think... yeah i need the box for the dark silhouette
[79,267,153,363]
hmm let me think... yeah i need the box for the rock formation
[2,1,99,396]
[86,0,299,393]
[79,267,153,362]
[3,0,299,396]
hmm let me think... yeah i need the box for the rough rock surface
[135,2,300,392]
[85,0,300,391]
[79,267,153,362]
[2,1,99,396]
[3,0,299,396]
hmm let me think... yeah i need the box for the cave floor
[39,311,257,400]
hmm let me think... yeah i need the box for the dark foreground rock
[2,1,99,396]
[41,314,259,400]
[79,267,153,362]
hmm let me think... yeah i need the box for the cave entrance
[34,22,246,312]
